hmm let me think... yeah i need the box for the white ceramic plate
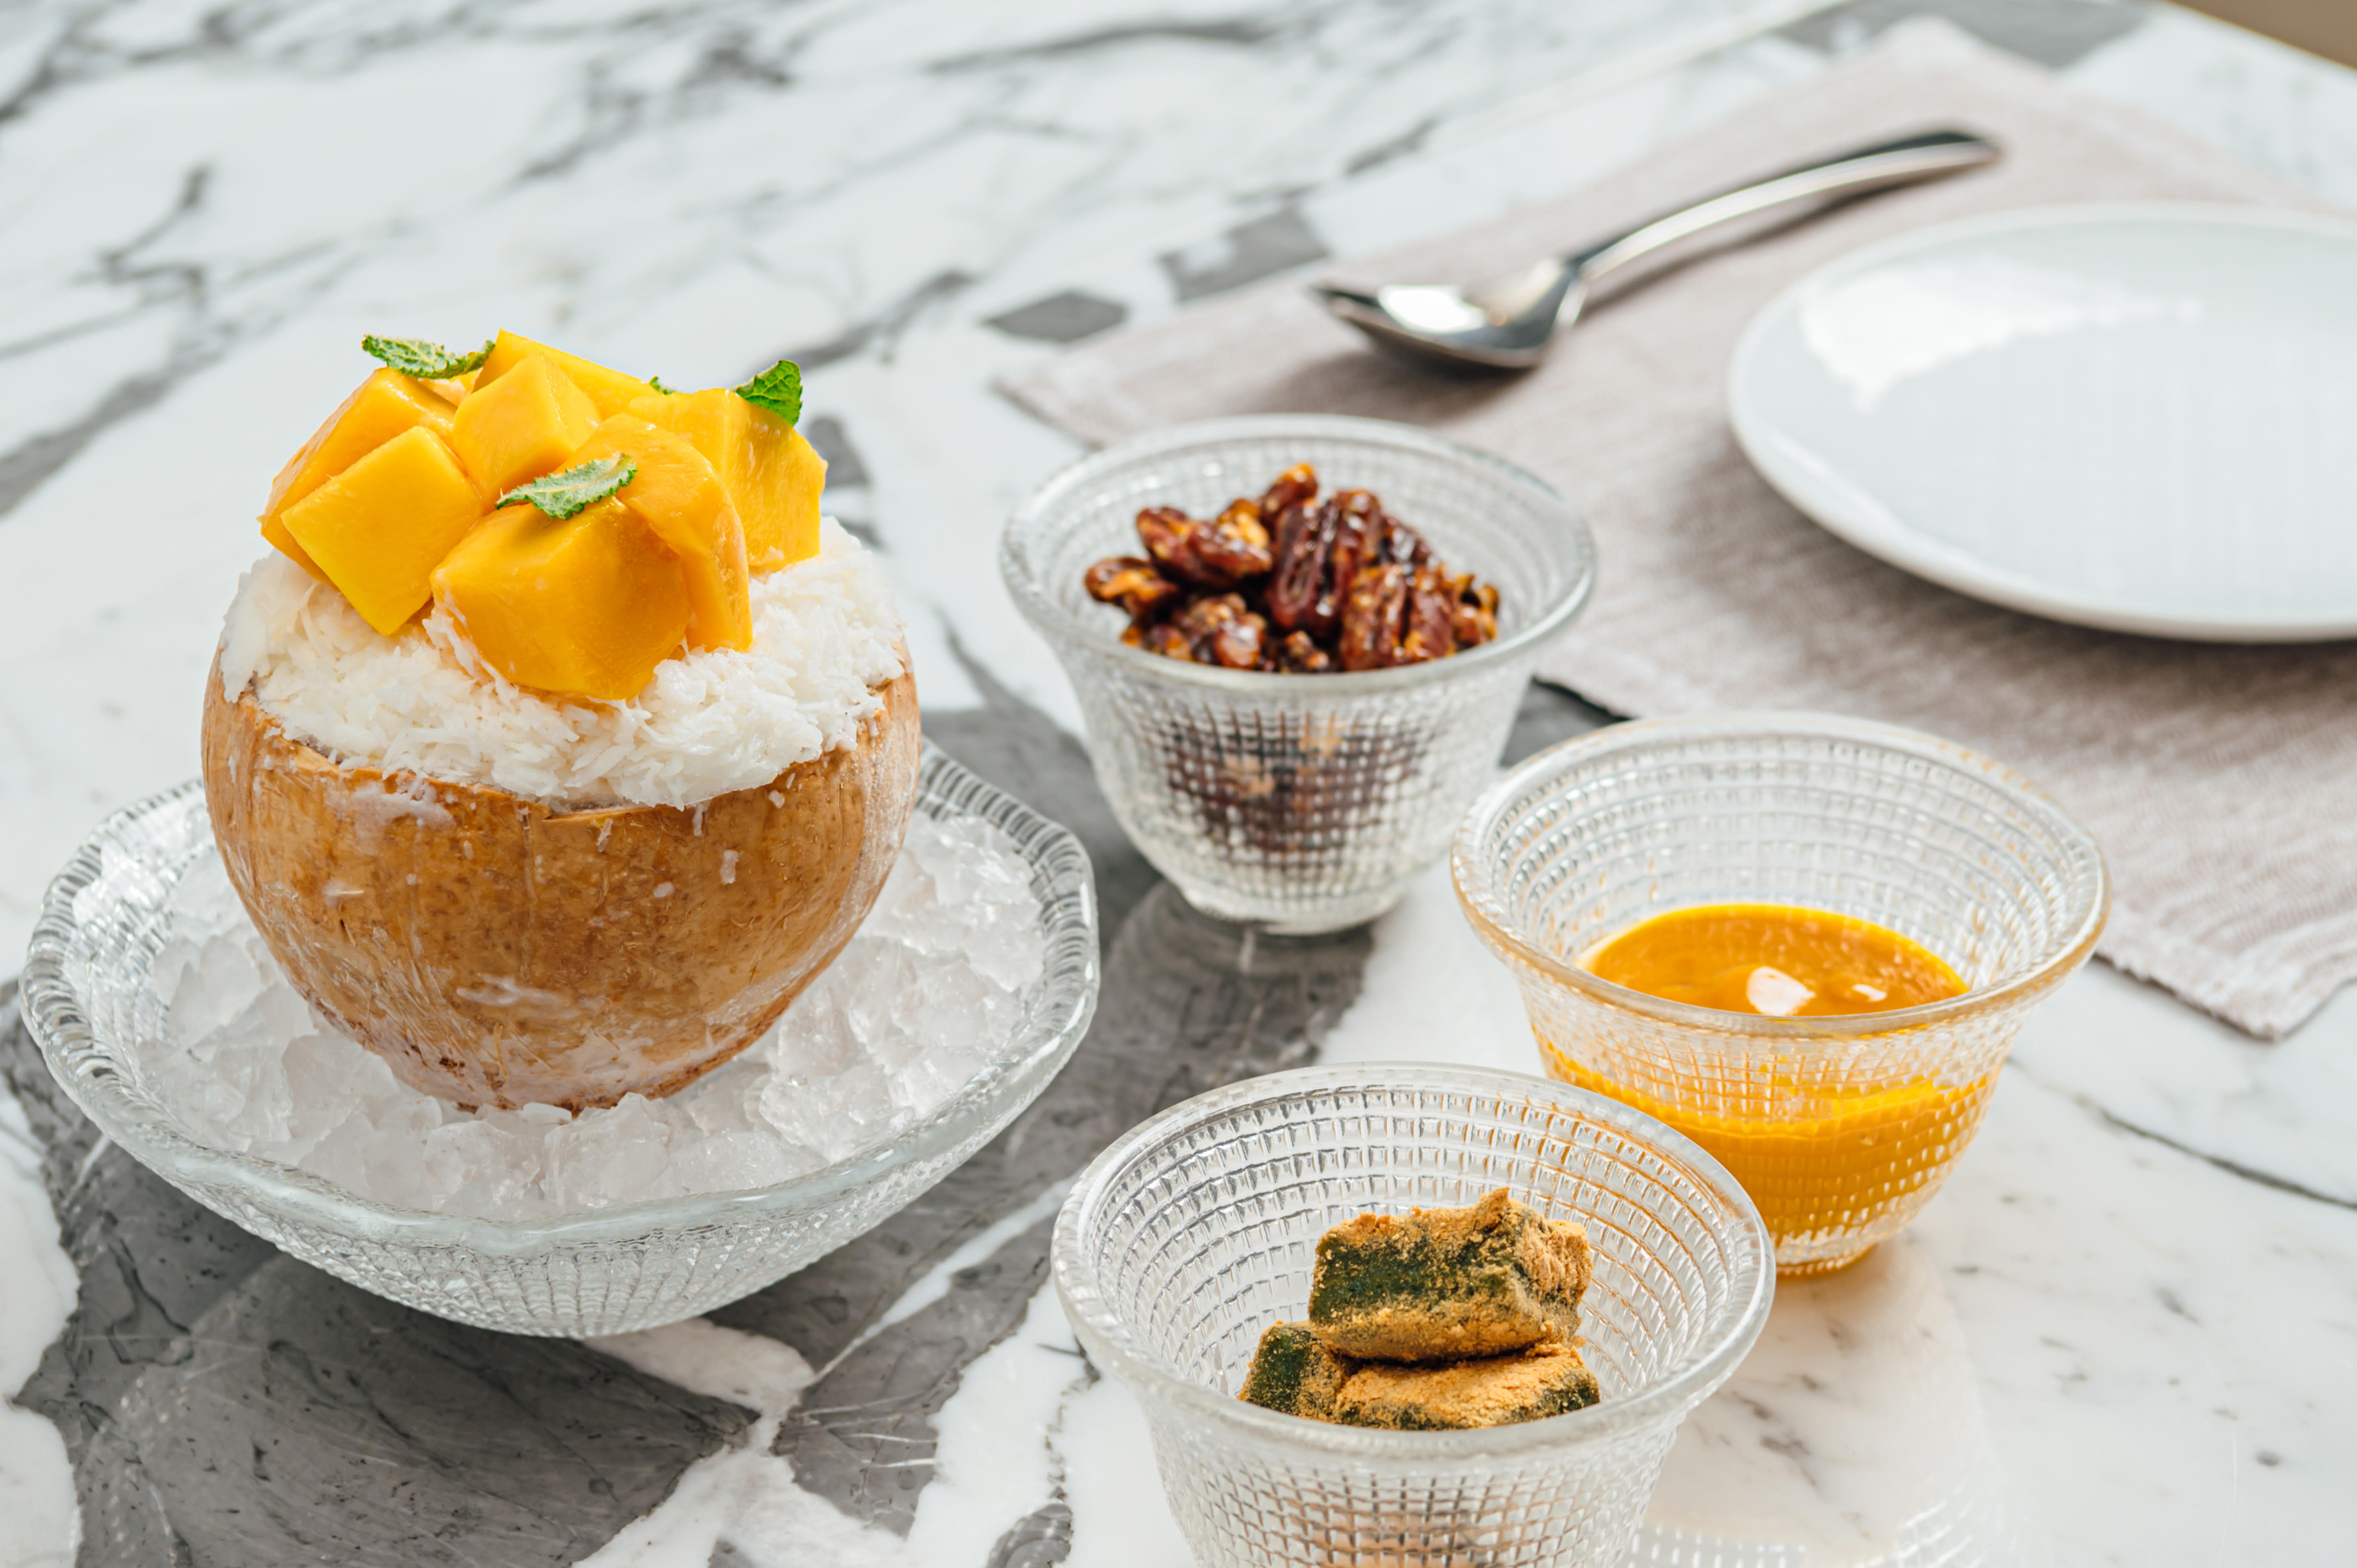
[1728,204,2357,641]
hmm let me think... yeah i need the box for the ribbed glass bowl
[1053,1063,1773,1568]
[23,745,1099,1337]
[1453,713,2109,1276]
[1003,415,1596,934]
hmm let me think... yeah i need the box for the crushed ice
[138,814,1047,1220]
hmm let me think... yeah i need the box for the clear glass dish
[1003,415,1596,934]
[22,745,1099,1337]
[1453,713,2109,1276]
[1052,1063,1774,1568]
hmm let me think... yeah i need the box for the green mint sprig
[362,334,495,378]
[734,359,802,425]
[647,374,672,394]
[497,456,636,521]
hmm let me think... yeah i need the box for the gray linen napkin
[1003,20,2357,1039]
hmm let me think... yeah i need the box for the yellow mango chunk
[478,331,654,421]
[430,498,690,700]
[280,427,487,636]
[628,389,824,573]
[450,353,599,497]
[260,369,457,580]
[573,415,753,652]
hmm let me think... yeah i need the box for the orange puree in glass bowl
[1586,904,1964,1017]
[1552,905,1985,1276]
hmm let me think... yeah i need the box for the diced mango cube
[450,353,599,497]
[430,498,690,700]
[477,331,654,420]
[627,389,824,573]
[280,427,487,636]
[573,415,752,652]
[260,368,457,580]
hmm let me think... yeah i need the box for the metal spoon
[1313,129,2001,370]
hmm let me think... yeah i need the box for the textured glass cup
[1004,415,1595,932]
[1453,714,2109,1276]
[24,746,1099,1337]
[1054,1063,1773,1568]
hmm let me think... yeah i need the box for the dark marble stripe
[986,1499,1075,1567]
[784,269,981,370]
[1160,206,1330,302]
[1346,114,1440,177]
[985,290,1131,345]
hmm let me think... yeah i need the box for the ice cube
[958,906,1046,993]
[544,1094,672,1210]
[421,1119,541,1210]
[760,1057,903,1162]
[169,934,267,1049]
[657,1129,825,1196]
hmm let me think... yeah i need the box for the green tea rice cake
[1239,1321,1357,1420]
[1332,1339,1601,1430]
[1309,1188,1592,1362]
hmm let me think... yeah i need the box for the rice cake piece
[1309,1188,1592,1362]
[1238,1322,1357,1421]
[1333,1340,1601,1431]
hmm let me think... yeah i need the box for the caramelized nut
[1082,464,1497,676]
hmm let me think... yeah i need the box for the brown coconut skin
[200,660,921,1112]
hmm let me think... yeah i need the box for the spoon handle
[1569,129,2001,285]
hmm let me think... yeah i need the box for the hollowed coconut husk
[199,658,921,1112]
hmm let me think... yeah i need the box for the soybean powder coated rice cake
[1309,1188,1594,1362]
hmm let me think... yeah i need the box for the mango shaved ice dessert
[203,332,921,1112]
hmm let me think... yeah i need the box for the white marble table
[4,1,2357,1564]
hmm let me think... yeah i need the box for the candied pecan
[1369,511,1432,571]
[1450,575,1499,648]
[1265,496,1338,637]
[1084,555,1182,620]
[1339,562,1410,672]
[1166,592,1266,668]
[1272,630,1334,673]
[1099,463,1497,676]
[1136,506,1199,580]
[1135,501,1272,589]
[1325,491,1380,600]
[1211,615,1265,669]
[1258,462,1319,519]
[1207,498,1276,580]
[1136,620,1198,661]
[1397,566,1459,664]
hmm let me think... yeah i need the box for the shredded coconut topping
[218,520,904,809]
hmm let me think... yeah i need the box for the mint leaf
[362,334,494,378]
[734,359,802,425]
[497,456,636,520]
[647,374,672,394]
